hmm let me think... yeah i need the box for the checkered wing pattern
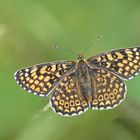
[91,69,126,110]
[50,73,89,116]
[14,61,75,96]
[88,47,140,80]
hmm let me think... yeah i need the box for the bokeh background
[0,0,140,140]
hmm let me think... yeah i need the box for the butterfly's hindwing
[88,47,140,80]
[50,73,89,116]
[91,69,126,110]
[14,61,75,96]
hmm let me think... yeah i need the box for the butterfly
[14,47,140,116]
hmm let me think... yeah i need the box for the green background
[0,0,140,140]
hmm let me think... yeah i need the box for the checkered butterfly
[14,47,140,116]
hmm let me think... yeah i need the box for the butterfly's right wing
[14,61,75,96]
[90,69,126,110]
[88,47,140,80]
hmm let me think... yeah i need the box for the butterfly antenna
[52,45,78,56]
[83,35,102,55]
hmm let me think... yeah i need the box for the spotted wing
[91,69,126,110]
[50,73,89,116]
[14,61,75,96]
[88,47,140,80]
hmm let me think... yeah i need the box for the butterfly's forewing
[50,73,89,116]
[88,47,140,80]
[91,69,126,110]
[14,61,75,96]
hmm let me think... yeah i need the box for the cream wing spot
[40,66,47,74]
[133,48,137,51]
[39,75,44,80]
[51,65,56,72]
[56,72,61,77]
[25,69,29,72]
[44,76,50,82]
[25,73,28,77]
[30,67,37,73]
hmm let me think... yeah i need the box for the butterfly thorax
[76,58,93,102]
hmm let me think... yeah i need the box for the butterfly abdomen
[76,60,93,102]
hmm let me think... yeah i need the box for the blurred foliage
[0,0,140,140]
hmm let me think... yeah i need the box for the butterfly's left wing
[88,47,140,80]
[14,61,75,96]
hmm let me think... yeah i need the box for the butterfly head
[77,54,84,61]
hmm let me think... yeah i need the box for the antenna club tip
[52,45,58,48]
[96,35,103,40]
